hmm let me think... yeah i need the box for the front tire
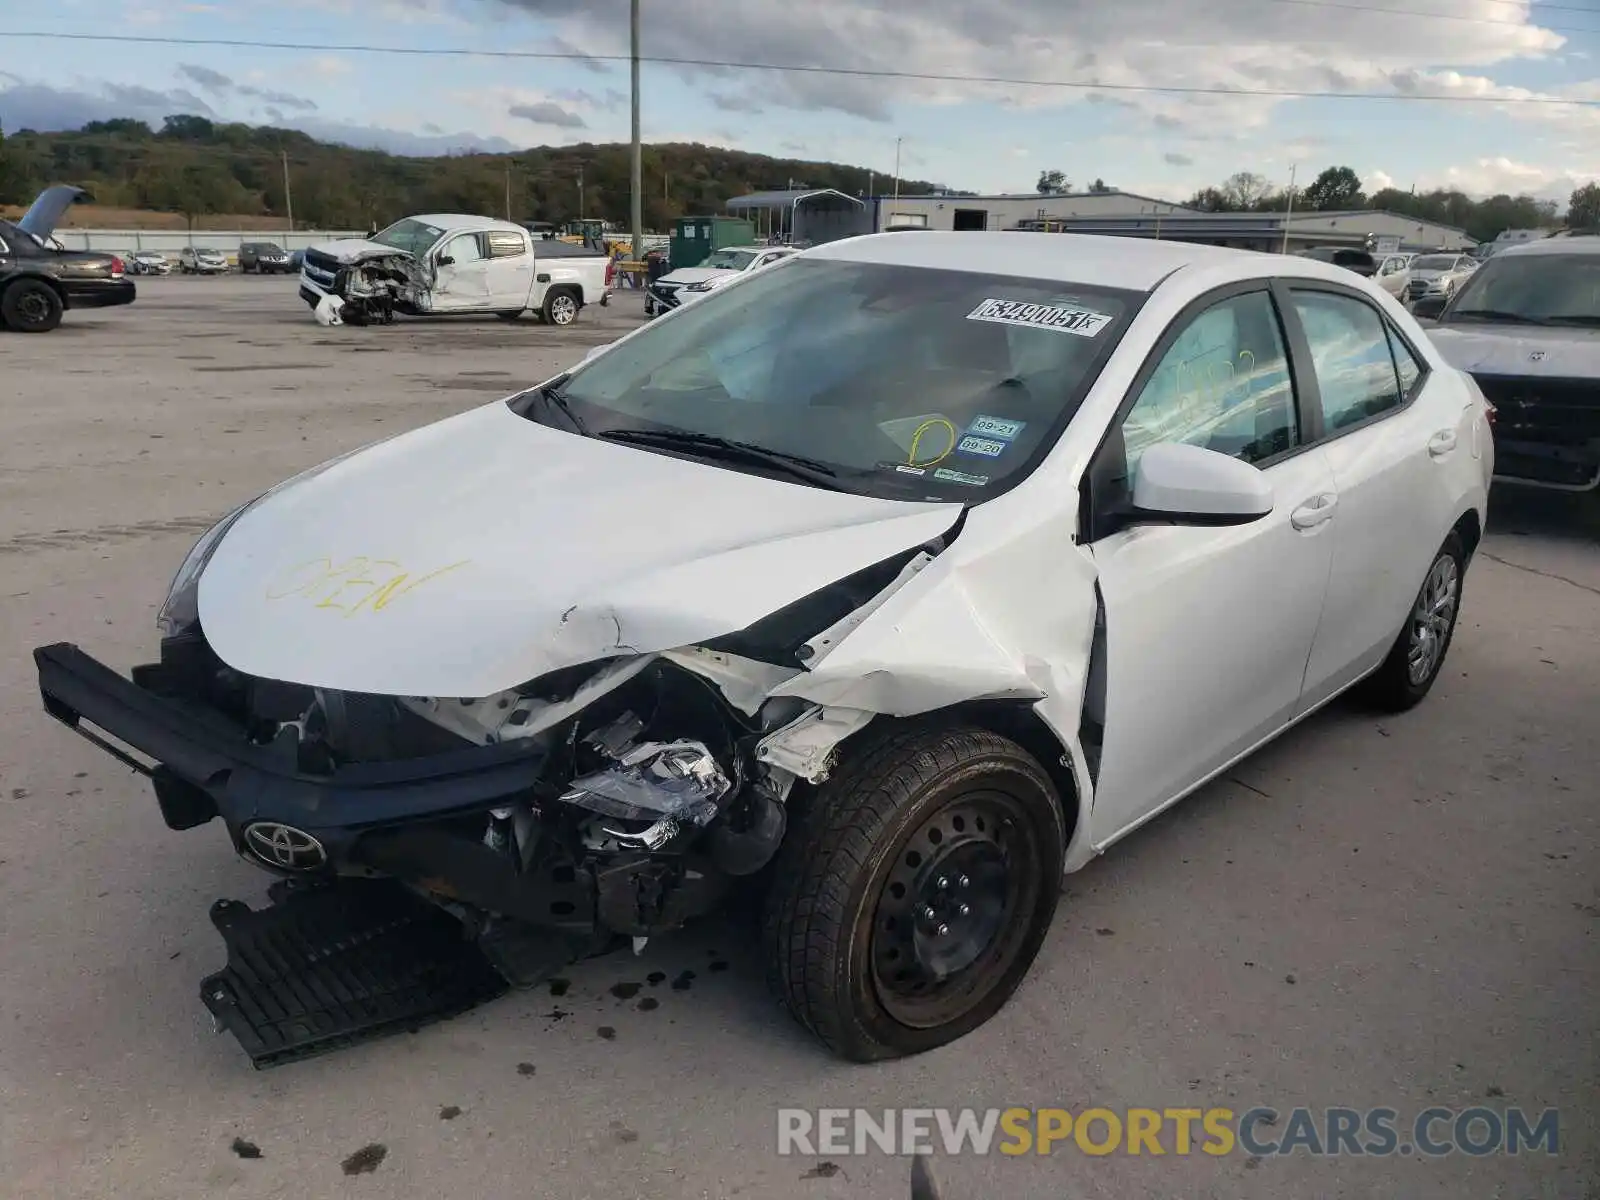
[763,725,1066,1062]
[1358,530,1465,712]
[1,279,65,333]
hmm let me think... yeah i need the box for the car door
[484,229,536,309]
[430,232,491,309]
[1083,284,1338,843]
[1285,286,1465,706]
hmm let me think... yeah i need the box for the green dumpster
[670,216,756,269]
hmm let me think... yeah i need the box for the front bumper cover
[34,642,555,861]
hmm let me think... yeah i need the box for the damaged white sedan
[36,232,1493,1067]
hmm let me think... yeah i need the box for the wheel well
[4,273,66,302]
[1453,508,1483,563]
[939,701,1082,847]
[546,284,581,303]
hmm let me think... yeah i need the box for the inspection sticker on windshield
[933,468,989,486]
[957,435,1009,459]
[966,415,1026,440]
[967,298,1112,338]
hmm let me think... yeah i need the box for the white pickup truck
[299,213,612,326]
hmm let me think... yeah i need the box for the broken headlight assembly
[156,499,256,637]
[155,443,390,636]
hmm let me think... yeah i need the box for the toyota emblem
[243,822,327,871]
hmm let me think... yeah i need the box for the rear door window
[1289,290,1405,433]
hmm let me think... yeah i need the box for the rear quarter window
[487,231,529,259]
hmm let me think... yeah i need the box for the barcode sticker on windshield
[967,298,1112,338]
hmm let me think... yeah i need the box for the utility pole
[281,150,294,232]
[892,137,902,205]
[577,164,585,220]
[629,0,643,262]
[504,162,512,221]
[1281,164,1297,255]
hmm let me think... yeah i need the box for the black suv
[238,242,293,274]
[1297,246,1378,277]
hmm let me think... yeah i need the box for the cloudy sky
[2,0,1597,202]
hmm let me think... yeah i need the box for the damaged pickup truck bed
[37,231,1491,1068]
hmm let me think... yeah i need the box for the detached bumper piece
[201,879,509,1069]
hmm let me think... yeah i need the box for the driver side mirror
[1129,442,1274,526]
[436,254,455,266]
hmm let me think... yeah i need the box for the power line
[2,30,1599,107]
[1267,0,1599,31]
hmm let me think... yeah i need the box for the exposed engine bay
[313,255,425,327]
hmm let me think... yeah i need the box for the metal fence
[50,229,364,254]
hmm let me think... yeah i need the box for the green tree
[1568,182,1600,230]
[1037,169,1068,195]
[1302,166,1363,211]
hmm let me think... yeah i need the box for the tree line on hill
[1034,164,1597,243]
[0,114,943,230]
[1179,166,1596,244]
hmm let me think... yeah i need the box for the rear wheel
[763,725,1065,1061]
[1,279,65,333]
[543,289,579,326]
[1358,531,1465,712]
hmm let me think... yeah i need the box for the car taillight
[110,256,125,277]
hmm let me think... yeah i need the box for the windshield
[1413,255,1458,272]
[519,258,1142,500]
[369,218,446,256]
[1442,252,1600,326]
[702,249,759,271]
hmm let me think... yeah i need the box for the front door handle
[1290,493,1339,531]
[1428,429,1458,458]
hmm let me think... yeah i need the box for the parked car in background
[298,213,610,326]
[128,251,171,276]
[1425,236,1600,491]
[239,242,294,274]
[0,185,135,333]
[1296,246,1379,278]
[178,247,231,275]
[1403,253,1477,308]
[35,232,1490,1067]
[645,244,801,316]
[1374,252,1415,298]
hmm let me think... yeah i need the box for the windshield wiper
[596,427,844,488]
[1543,314,1600,327]
[1447,309,1548,325]
[533,376,589,435]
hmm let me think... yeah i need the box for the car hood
[197,400,963,697]
[17,185,89,239]
[1428,324,1600,378]
[659,267,736,287]
[307,238,415,264]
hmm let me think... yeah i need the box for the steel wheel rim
[17,290,51,324]
[1407,553,1459,685]
[868,789,1038,1029]
[551,295,577,323]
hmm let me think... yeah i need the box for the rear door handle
[1428,429,1458,458]
[1290,493,1338,531]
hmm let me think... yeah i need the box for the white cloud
[490,0,1582,135]
[1369,158,1597,200]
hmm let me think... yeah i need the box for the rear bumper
[64,280,136,309]
[33,642,554,864]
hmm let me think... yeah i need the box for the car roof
[808,230,1318,291]
[407,214,530,234]
[1499,236,1600,258]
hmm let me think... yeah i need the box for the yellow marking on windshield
[265,557,470,617]
[907,418,958,468]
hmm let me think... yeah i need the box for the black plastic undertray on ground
[199,878,509,1069]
